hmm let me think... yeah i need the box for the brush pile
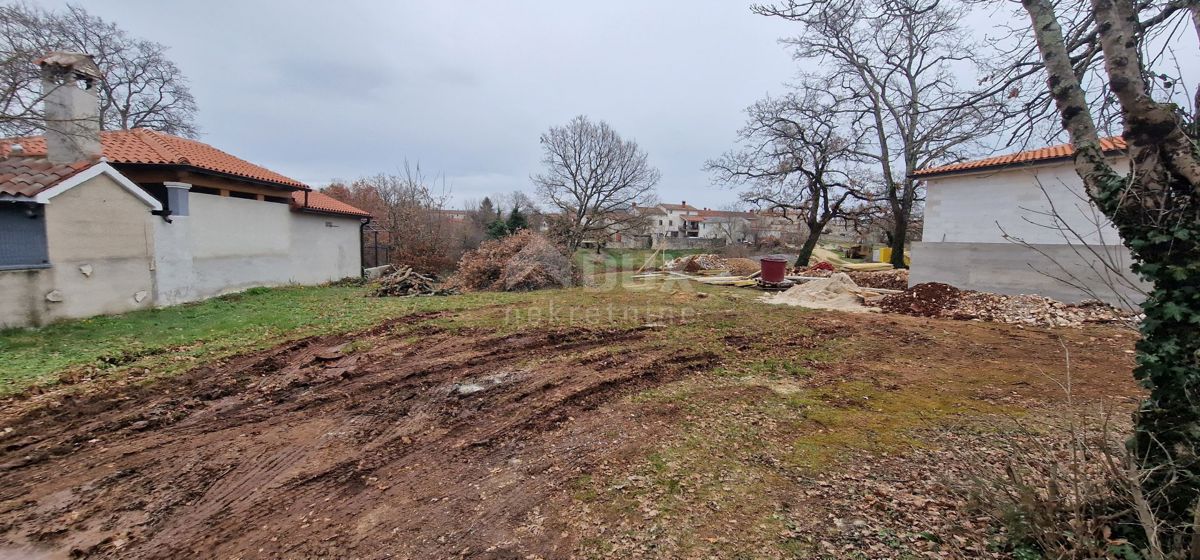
[878,282,1136,327]
[446,230,577,292]
[369,266,456,297]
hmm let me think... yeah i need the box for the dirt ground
[0,306,1140,559]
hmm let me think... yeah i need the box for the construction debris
[722,258,761,276]
[846,269,909,291]
[664,254,727,272]
[446,230,577,292]
[368,266,456,297]
[663,254,774,276]
[878,282,1136,327]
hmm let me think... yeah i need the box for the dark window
[0,202,50,270]
[191,186,220,196]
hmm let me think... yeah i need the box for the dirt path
[0,315,716,559]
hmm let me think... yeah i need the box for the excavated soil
[0,315,717,559]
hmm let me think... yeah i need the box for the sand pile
[761,273,874,312]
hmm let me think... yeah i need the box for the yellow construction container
[877,247,911,266]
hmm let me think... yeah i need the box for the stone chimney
[38,52,103,164]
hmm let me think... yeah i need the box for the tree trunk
[888,219,907,269]
[794,227,822,268]
[1023,0,1200,546]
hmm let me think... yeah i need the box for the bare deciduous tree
[752,0,1005,268]
[0,2,198,137]
[1019,0,1199,549]
[324,163,458,273]
[975,0,1194,145]
[532,115,660,252]
[708,89,871,266]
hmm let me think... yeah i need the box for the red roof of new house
[912,137,1127,178]
[291,190,371,218]
[1,129,308,190]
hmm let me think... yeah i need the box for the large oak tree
[532,115,660,253]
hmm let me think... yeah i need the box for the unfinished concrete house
[0,52,370,328]
[910,137,1147,306]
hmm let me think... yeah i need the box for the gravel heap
[664,254,726,272]
[846,269,908,290]
[878,282,1136,327]
[664,254,761,275]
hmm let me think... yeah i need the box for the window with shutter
[0,203,50,270]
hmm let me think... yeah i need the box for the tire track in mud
[0,315,718,558]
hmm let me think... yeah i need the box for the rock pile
[878,282,1136,328]
[722,257,761,276]
[369,267,456,297]
[846,269,909,290]
[664,254,727,272]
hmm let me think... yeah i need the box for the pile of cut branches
[369,266,456,297]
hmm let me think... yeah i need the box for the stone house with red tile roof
[910,137,1146,306]
[0,53,370,327]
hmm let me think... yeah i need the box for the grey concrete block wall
[910,241,1148,307]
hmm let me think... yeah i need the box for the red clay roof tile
[0,156,96,198]
[1,129,307,189]
[912,137,1126,178]
[291,190,371,218]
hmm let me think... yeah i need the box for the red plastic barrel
[759,255,788,283]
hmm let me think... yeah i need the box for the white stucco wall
[0,174,156,328]
[913,157,1147,306]
[288,211,361,285]
[922,158,1129,245]
[154,193,361,302]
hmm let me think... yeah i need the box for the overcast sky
[25,1,1200,211]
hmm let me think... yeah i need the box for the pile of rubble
[368,266,456,297]
[664,254,727,272]
[661,255,773,276]
[878,282,1136,327]
[846,269,909,290]
[794,262,835,277]
[722,257,761,276]
[446,230,577,292]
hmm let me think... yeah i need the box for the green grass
[0,285,522,396]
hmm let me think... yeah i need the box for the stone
[134,291,148,303]
[45,290,63,303]
[79,264,93,277]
